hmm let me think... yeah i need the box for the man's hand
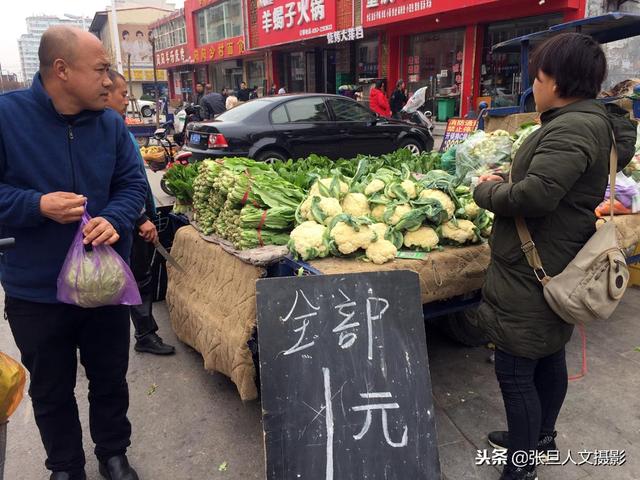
[478,174,505,184]
[138,220,158,244]
[83,217,120,246]
[40,192,86,224]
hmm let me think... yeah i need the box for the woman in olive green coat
[473,33,636,480]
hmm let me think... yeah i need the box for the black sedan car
[185,94,434,162]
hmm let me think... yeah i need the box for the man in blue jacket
[0,27,146,480]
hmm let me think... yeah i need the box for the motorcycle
[400,87,434,132]
[172,103,203,147]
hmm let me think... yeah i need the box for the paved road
[2,288,639,479]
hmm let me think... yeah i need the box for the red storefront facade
[154,0,587,116]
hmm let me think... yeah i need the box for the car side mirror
[368,116,378,126]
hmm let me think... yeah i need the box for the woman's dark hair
[122,30,129,38]
[396,79,404,89]
[136,31,144,37]
[107,70,127,89]
[375,79,385,89]
[528,33,607,99]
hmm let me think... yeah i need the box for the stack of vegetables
[192,158,305,249]
[162,163,200,214]
[288,164,492,265]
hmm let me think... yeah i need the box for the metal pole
[0,421,7,480]
[110,0,124,74]
[151,35,160,128]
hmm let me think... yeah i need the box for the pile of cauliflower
[288,171,490,265]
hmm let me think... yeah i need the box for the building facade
[18,15,92,85]
[90,6,175,100]
[154,0,638,119]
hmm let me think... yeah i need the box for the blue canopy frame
[480,12,640,119]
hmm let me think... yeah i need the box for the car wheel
[135,136,149,148]
[256,150,287,164]
[400,138,422,155]
[141,106,153,118]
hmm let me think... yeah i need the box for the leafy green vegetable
[62,250,126,308]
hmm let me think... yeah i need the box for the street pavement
[1,287,639,480]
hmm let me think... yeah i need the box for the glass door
[406,29,465,121]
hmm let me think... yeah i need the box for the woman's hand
[478,174,505,184]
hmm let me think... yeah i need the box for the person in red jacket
[369,79,391,117]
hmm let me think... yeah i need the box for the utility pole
[110,0,124,74]
[150,32,160,128]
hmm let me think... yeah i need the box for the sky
[0,0,185,77]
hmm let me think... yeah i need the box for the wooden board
[256,270,441,480]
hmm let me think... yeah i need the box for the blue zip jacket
[0,74,147,303]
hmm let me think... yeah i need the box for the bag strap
[510,134,618,285]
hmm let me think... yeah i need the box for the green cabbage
[63,250,126,308]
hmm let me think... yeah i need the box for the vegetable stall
[160,123,640,401]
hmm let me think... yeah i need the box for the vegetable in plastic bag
[455,130,513,184]
[0,352,26,422]
[57,212,141,308]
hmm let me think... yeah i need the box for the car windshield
[216,100,270,122]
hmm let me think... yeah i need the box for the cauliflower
[310,177,349,198]
[370,222,389,240]
[489,129,511,137]
[288,221,329,260]
[419,189,455,219]
[370,204,387,222]
[464,201,481,220]
[341,193,370,217]
[404,226,439,250]
[330,221,375,255]
[387,179,418,200]
[440,219,479,245]
[386,204,413,226]
[307,196,343,226]
[366,239,397,265]
[365,178,386,196]
[298,196,314,221]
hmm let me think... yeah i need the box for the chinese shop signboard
[256,0,337,47]
[363,0,499,28]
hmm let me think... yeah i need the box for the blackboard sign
[256,270,440,480]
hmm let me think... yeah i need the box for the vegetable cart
[127,123,158,148]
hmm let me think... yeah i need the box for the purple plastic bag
[56,211,141,308]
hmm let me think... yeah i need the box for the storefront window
[356,39,379,80]
[405,29,465,120]
[246,60,266,96]
[196,0,243,46]
[480,15,562,108]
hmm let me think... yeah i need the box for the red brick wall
[336,0,354,30]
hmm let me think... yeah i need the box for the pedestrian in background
[0,26,147,480]
[199,90,226,120]
[269,83,278,95]
[473,33,636,480]
[237,81,251,102]
[278,86,287,95]
[194,82,205,106]
[226,95,239,110]
[390,79,408,119]
[369,79,391,117]
[106,69,176,356]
